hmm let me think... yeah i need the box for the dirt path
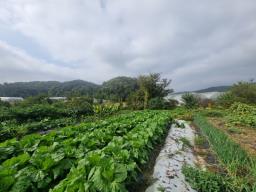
[145,120,197,192]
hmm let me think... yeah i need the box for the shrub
[148,97,166,109]
[217,81,256,107]
[182,166,237,192]
[216,92,236,107]
[204,110,224,117]
[230,81,256,104]
[198,98,214,108]
[0,100,10,108]
[66,97,94,117]
[127,90,144,110]
[182,93,199,109]
[166,99,178,109]
[227,102,256,127]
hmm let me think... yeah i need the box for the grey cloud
[0,0,255,91]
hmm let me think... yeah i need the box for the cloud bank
[0,0,256,91]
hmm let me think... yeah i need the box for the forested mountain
[195,86,231,93]
[0,80,100,97]
[98,76,138,101]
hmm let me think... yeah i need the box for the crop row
[193,114,256,191]
[0,117,78,142]
[0,111,150,163]
[50,112,172,192]
[0,111,159,191]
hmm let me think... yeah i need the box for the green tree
[127,90,144,110]
[217,81,256,107]
[137,73,172,109]
[99,77,138,102]
[217,92,236,107]
[230,81,256,104]
[0,100,10,108]
[182,93,199,109]
[66,96,94,117]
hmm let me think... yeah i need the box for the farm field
[0,80,256,192]
[0,110,172,192]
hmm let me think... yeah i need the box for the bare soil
[191,122,226,174]
[207,117,256,157]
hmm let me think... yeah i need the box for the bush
[204,110,224,117]
[182,93,199,109]
[148,97,166,109]
[230,81,256,104]
[217,81,256,107]
[198,98,214,108]
[93,103,120,116]
[0,100,10,108]
[0,104,68,122]
[166,99,178,109]
[66,97,94,117]
[182,166,237,192]
[127,90,144,110]
[216,92,237,107]
[20,94,52,106]
[227,102,256,127]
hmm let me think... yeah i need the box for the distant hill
[195,86,231,93]
[0,80,100,97]
[174,85,230,94]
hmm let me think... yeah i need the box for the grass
[193,114,256,191]
[194,135,206,146]
[180,137,192,149]
[227,127,242,134]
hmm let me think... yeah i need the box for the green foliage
[99,76,138,102]
[180,137,192,149]
[127,90,144,110]
[93,103,120,115]
[204,110,224,117]
[0,104,68,122]
[198,98,215,108]
[0,98,94,122]
[194,135,206,146]
[0,117,76,142]
[0,111,172,192]
[230,81,256,104]
[194,115,256,189]
[217,92,237,107]
[182,166,236,192]
[174,120,185,128]
[50,111,171,192]
[137,73,173,109]
[148,97,166,109]
[66,97,93,117]
[0,100,11,108]
[217,81,256,107]
[0,80,99,97]
[20,94,52,106]
[148,97,177,110]
[182,93,199,109]
[227,102,256,127]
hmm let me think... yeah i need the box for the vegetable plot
[193,115,256,191]
[0,111,172,192]
[51,111,171,192]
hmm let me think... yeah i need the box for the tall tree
[137,73,172,109]
[99,76,138,102]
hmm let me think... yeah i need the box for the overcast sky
[0,0,255,91]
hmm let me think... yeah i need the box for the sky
[0,0,255,92]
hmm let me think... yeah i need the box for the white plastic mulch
[145,120,197,192]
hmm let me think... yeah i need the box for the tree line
[0,73,173,110]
